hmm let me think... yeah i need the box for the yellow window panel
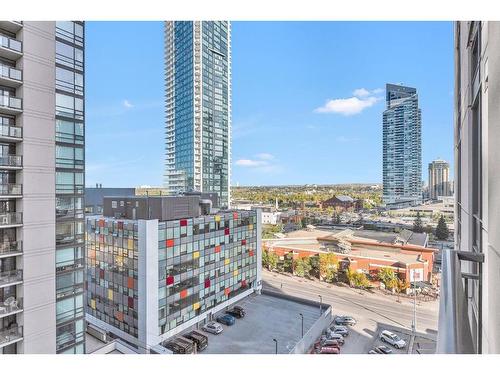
[249,224,253,230]
[233,270,238,276]
[91,299,96,310]
[193,302,200,310]
[215,215,220,222]
[108,289,113,300]
[224,258,230,265]
[193,251,200,259]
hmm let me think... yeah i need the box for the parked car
[202,322,223,335]
[328,325,349,337]
[324,332,345,344]
[380,330,406,349]
[321,338,343,348]
[183,331,208,352]
[216,314,236,326]
[368,349,378,354]
[374,345,393,354]
[226,305,245,318]
[315,345,340,354]
[334,316,357,326]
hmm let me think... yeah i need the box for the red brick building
[321,195,363,212]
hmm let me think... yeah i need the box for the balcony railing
[0,326,23,347]
[0,240,22,256]
[0,155,22,168]
[0,34,22,53]
[0,94,22,111]
[0,183,22,196]
[0,212,23,226]
[0,297,23,317]
[0,64,22,82]
[0,269,23,287]
[436,249,483,354]
[0,124,22,139]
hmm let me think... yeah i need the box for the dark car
[374,345,393,354]
[183,331,208,352]
[226,305,245,318]
[216,314,236,326]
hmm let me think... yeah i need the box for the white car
[323,333,344,345]
[202,322,224,335]
[329,325,349,337]
[380,330,406,349]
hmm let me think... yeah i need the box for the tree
[435,215,449,240]
[309,255,320,278]
[283,253,294,274]
[262,250,269,269]
[294,258,307,277]
[268,252,278,271]
[396,278,410,294]
[378,267,397,290]
[413,212,424,233]
[318,253,338,280]
[352,272,371,289]
[325,267,338,283]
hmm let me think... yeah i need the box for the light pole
[273,338,278,354]
[299,313,304,338]
[412,286,417,333]
[318,295,323,316]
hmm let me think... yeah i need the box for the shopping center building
[84,194,262,353]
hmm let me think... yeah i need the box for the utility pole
[412,286,417,333]
[299,313,304,338]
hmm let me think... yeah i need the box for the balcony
[0,326,23,349]
[0,240,22,258]
[0,64,22,87]
[0,123,22,142]
[0,154,22,169]
[0,212,23,228]
[0,21,23,34]
[0,269,22,288]
[0,183,22,198]
[0,94,22,115]
[0,34,22,60]
[0,297,23,318]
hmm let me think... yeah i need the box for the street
[262,270,439,353]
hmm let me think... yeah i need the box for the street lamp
[299,313,304,338]
[273,338,278,354]
[318,295,323,315]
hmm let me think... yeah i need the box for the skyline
[86,21,454,188]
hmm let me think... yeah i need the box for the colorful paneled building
[84,195,262,353]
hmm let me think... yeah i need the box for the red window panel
[242,239,247,245]
[127,277,134,289]
[215,245,221,253]
[225,228,230,235]
[166,239,174,247]
[166,275,174,285]
[249,250,254,257]
[180,289,188,299]
[224,287,231,296]
[241,280,247,287]
[204,279,211,288]
[180,219,187,227]
[233,212,238,219]
[99,269,104,279]
[99,219,105,227]
[128,297,134,308]
[118,221,123,230]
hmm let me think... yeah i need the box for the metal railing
[0,123,22,139]
[0,240,22,255]
[0,183,22,196]
[0,212,22,226]
[0,297,23,316]
[436,249,483,354]
[0,64,22,81]
[0,34,22,53]
[0,94,22,110]
[0,154,22,167]
[0,269,23,286]
[0,326,23,346]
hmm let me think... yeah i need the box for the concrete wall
[18,21,57,354]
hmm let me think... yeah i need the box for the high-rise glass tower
[428,159,451,199]
[0,21,85,354]
[164,21,231,208]
[382,83,422,208]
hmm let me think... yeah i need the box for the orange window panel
[180,289,188,299]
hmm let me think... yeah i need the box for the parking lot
[200,293,321,354]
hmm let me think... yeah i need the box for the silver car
[202,322,224,335]
[329,325,349,337]
[380,330,406,349]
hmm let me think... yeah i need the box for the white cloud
[372,88,384,94]
[314,96,380,116]
[234,153,281,173]
[123,99,134,108]
[352,88,371,98]
[256,153,274,161]
[235,159,267,167]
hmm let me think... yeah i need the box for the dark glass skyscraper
[164,21,231,208]
[382,83,422,208]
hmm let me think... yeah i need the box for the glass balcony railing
[0,269,22,287]
[0,297,23,316]
[0,64,22,82]
[0,183,22,196]
[0,34,22,53]
[0,94,22,111]
[0,212,22,226]
[0,326,23,347]
[0,155,22,168]
[0,240,22,255]
[0,124,22,139]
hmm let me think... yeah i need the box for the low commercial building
[85,195,262,353]
[263,228,436,284]
[85,186,136,215]
[321,195,363,212]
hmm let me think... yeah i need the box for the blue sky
[86,21,454,187]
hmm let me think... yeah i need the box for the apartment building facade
[0,21,85,354]
[164,21,231,208]
[437,21,500,354]
[382,83,422,208]
[428,159,451,199]
[84,196,261,353]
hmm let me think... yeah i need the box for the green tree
[268,252,278,271]
[325,267,338,283]
[378,267,398,290]
[262,250,269,269]
[435,215,449,240]
[294,258,306,277]
[309,255,320,278]
[283,253,294,274]
[413,212,424,233]
[318,253,338,280]
[352,272,371,288]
